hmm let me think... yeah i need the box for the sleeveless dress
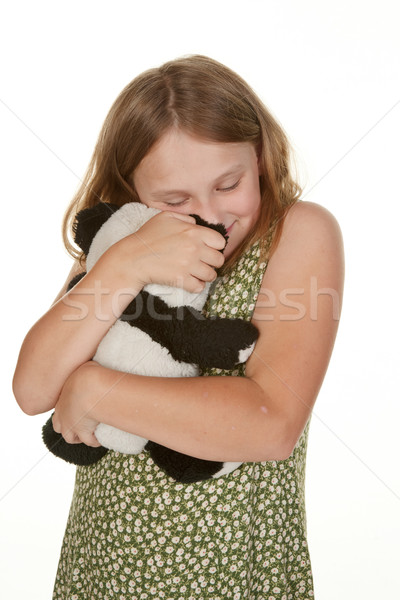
[53,226,314,600]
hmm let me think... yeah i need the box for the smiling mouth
[225,222,235,235]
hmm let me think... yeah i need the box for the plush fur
[42,202,259,482]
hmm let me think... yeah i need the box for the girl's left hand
[52,361,103,447]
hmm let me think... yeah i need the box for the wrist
[101,235,149,289]
[87,242,145,316]
[80,362,126,423]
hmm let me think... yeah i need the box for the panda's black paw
[42,415,108,466]
[236,340,257,364]
[146,441,223,483]
[195,317,259,370]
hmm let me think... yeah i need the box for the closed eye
[163,179,240,206]
[218,180,240,192]
[164,199,188,207]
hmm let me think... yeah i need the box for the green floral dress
[53,228,314,600]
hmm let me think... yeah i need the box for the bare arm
[52,201,345,461]
[12,211,226,415]
[12,253,139,415]
[51,259,86,306]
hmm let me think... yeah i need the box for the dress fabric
[53,227,314,600]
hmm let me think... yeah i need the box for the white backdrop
[1,1,399,598]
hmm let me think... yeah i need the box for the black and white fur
[43,202,258,483]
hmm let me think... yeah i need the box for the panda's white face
[86,203,160,272]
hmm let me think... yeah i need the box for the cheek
[235,189,261,220]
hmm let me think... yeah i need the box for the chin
[224,235,242,258]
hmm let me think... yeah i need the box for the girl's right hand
[105,211,226,293]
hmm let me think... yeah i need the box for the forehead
[133,129,256,188]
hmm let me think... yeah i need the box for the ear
[73,203,121,256]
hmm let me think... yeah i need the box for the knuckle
[81,438,93,447]
[189,279,205,293]
[184,227,197,241]
[208,230,225,249]
[63,432,77,444]
[82,434,100,448]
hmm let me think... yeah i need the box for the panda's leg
[167,307,260,369]
[42,415,108,466]
[145,440,226,483]
[121,293,259,371]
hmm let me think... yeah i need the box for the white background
[1,1,399,598]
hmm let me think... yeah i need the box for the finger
[163,211,196,224]
[181,276,207,294]
[78,431,102,448]
[198,227,227,250]
[52,414,61,433]
[62,431,81,444]
[200,246,225,269]
[189,263,218,285]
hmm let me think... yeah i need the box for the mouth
[225,222,235,236]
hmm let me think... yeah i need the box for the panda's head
[85,203,160,271]
[145,214,227,309]
[83,202,227,310]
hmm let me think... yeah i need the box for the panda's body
[43,202,259,483]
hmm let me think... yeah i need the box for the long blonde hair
[63,55,301,268]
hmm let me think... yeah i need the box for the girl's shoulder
[274,199,343,260]
[261,199,344,299]
[284,199,341,231]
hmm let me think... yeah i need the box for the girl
[13,55,344,599]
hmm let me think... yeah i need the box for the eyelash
[164,180,241,206]
[165,200,188,207]
[218,179,240,192]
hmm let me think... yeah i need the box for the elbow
[252,414,298,462]
[14,394,49,417]
[19,404,41,417]
[272,427,298,461]
[253,440,295,463]
[12,373,51,416]
[272,440,296,462]
[13,381,38,416]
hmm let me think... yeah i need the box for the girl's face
[133,128,261,257]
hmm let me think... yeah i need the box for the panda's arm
[122,292,258,370]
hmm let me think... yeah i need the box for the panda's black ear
[190,214,228,250]
[73,203,121,256]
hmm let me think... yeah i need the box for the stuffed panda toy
[42,201,259,483]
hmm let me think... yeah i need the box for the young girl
[13,55,344,599]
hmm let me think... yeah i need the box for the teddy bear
[42,201,258,483]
